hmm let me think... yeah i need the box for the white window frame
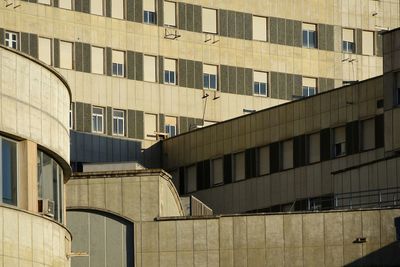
[112,50,125,77]
[5,31,18,49]
[203,64,218,90]
[342,29,355,54]
[302,77,317,97]
[164,58,176,85]
[92,106,104,134]
[112,109,125,136]
[253,71,268,96]
[164,1,176,27]
[302,23,317,48]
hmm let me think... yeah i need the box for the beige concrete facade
[66,170,400,267]
[0,45,71,266]
[0,205,71,267]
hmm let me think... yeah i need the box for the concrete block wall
[66,170,184,222]
[134,208,400,267]
[0,205,71,267]
[0,45,71,164]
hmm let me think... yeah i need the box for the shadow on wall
[345,217,400,267]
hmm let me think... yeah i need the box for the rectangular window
[91,0,103,15]
[144,0,156,24]
[38,37,52,65]
[38,0,51,5]
[212,157,223,185]
[252,16,267,41]
[233,152,245,181]
[164,58,177,85]
[253,71,268,96]
[362,119,375,150]
[302,23,317,48]
[202,8,217,34]
[302,77,317,97]
[282,140,293,170]
[92,107,104,133]
[5,31,18,49]
[145,113,157,140]
[203,64,218,90]
[112,0,124,19]
[59,41,73,69]
[165,116,177,137]
[164,1,176,27]
[334,127,346,157]
[186,165,197,193]
[69,104,73,130]
[343,29,355,53]
[258,146,270,175]
[59,0,72,9]
[0,137,18,206]
[112,50,125,77]
[362,31,374,56]
[144,55,157,82]
[91,47,104,74]
[112,110,125,136]
[308,133,320,163]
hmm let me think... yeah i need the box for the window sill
[253,94,268,98]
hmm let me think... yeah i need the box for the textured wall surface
[66,170,184,222]
[0,46,70,164]
[136,208,400,267]
[0,205,71,267]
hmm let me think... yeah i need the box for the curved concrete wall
[0,45,71,165]
[0,205,71,267]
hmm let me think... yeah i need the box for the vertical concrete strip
[220,65,229,93]
[29,33,38,58]
[219,9,228,37]
[193,5,202,33]
[82,43,91,73]
[134,0,143,23]
[106,47,112,76]
[244,13,253,40]
[178,3,186,30]
[135,52,143,81]
[53,38,60,68]
[194,61,203,89]
[178,59,187,87]
[127,51,136,80]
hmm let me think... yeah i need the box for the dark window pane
[170,72,175,84]
[2,139,17,205]
[112,63,118,75]
[203,74,209,88]
[303,31,308,47]
[260,83,266,95]
[310,32,316,48]
[210,75,216,89]
[164,71,169,83]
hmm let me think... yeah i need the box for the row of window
[0,136,64,222]
[71,106,178,139]
[32,0,377,56]
[180,117,382,194]
[3,31,319,97]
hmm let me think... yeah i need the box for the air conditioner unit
[38,199,55,218]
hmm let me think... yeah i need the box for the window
[91,0,103,15]
[252,16,267,41]
[91,47,104,74]
[60,41,73,69]
[203,64,218,90]
[164,58,176,85]
[395,72,400,106]
[145,113,157,140]
[113,110,125,136]
[302,77,317,97]
[164,1,176,27]
[308,133,320,163]
[92,106,104,133]
[144,55,157,82]
[212,157,223,185]
[144,0,156,24]
[0,137,17,206]
[186,165,197,193]
[302,23,317,48]
[334,127,346,157]
[37,151,64,222]
[59,0,72,9]
[5,31,18,49]
[112,0,124,19]
[165,116,177,137]
[38,0,51,5]
[343,29,355,53]
[112,50,125,77]
[282,140,293,170]
[233,152,245,181]
[69,104,73,130]
[362,119,375,150]
[362,31,374,56]
[258,146,270,175]
[38,37,52,65]
[253,71,268,96]
[202,8,217,34]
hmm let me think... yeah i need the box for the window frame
[342,28,355,54]
[112,109,125,136]
[163,0,177,27]
[112,50,125,77]
[203,64,218,90]
[0,136,18,206]
[69,104,73,130]
[92,106,104,134]
[333,126,346,157]
[302,23,317,48]
[144,10,157,24]
[163,58,177,85]
[211,157,224,186]
[253,71,268,97]
[5,31,18,49]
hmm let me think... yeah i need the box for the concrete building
[0,0,398,169]
[0,45,71,266]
